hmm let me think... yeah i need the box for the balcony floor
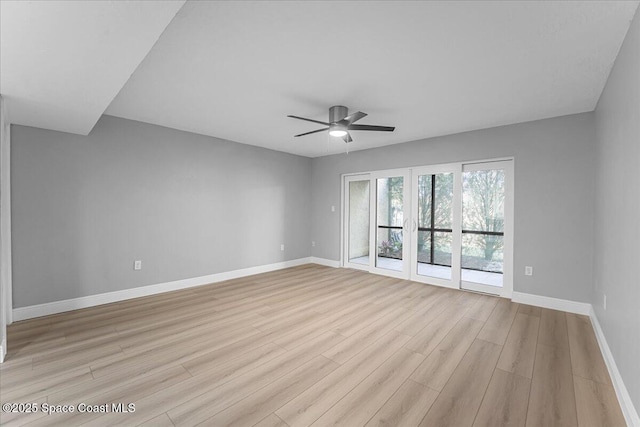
[349,255,503,287]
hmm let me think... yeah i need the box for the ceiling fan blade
[287,115,330,126]
[342,132,353,143]
[348,124,395,132]
[340,111,367,125]
[294,128,329,137]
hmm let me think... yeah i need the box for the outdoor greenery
[377,170,505,273]
[462,169,505,261]
[378,239,402,258]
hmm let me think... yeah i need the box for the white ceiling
[0,0,185,135]
[2,1,638,157]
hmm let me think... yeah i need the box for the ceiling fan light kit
[288,105,395,144]
[329,125,348,138]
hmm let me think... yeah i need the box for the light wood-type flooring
[0,265,625,426]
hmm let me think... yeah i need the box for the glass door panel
[375,176,405,272]
[416,173,454,280]
[348,180,370,266]
[461,162,509,294]
[343,174,371,270]
[410,165,461,288]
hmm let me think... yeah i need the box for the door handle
[403,218,408,231]
[412,219,417,232]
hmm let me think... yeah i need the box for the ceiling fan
[288,105,395,143]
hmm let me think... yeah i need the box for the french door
[410,164,462,289]
[343,171,410,278]
[343,159,512,296]
[459,161,513,295]
[370,170,410,279]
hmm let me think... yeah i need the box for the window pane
[417,230,431,265]
[376,176,404,271]
[377,228,403,260]
[461,234,503,273]
[434,232,453,266]
[377,177,404,227]
[417,231,452,280]
[417,175,432,228]
[462,169,505,232]
[434,173,453,229]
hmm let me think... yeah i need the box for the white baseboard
[309,257,341,268]
[589,307,639,427]
[511,291,591,315]
[12,257,313,322]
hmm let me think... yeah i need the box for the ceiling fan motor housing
[329,105,348,123]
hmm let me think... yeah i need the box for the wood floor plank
[496,313,540,379]
[119,311,261,354]
[0,396,48,427]
[137,413,175,427]
[526,343,577,427]
[393,296,450,336]
[310,348,424,427]
[517,304,541,317]
[27,366,192,427]
[31,344,124,373]
[166,343,339,426]
[477,298,519,345]
[271,301,370,350]
[202,356,339,426]
[405,302,469,356]
[410,316,484,391]
[275,330,411,427]
[402,286,451,314]
[91,325,262,380]
[573,375,626,427]
[333,304,405,337]
[48,364,192,405]
[420,339,502,427]
[566,314,611,385]
[538,308,569,349]
[182,340,284,377]
[86,331,344,427]
[1,366,93,402]
[116,310,262,352]
[322,306,414,364]
[473,368,531,427]
[0,266,621,427]
[465,295,500,322]
[254,413,290,427]
[364,379,438,427]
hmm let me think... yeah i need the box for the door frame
[460,159,514,298]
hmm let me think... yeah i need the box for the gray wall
[11,115,311,307]
[594,8,640,414]
[311,112,596,303]
[0,95,8,358]
[11,107,600,310]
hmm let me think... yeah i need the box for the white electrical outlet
[280,244,285,251]
[331,205,336,212]
[312,241,316,247]
[134,260,142,271]
[604,294,607,310]
[525,266,533,276]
